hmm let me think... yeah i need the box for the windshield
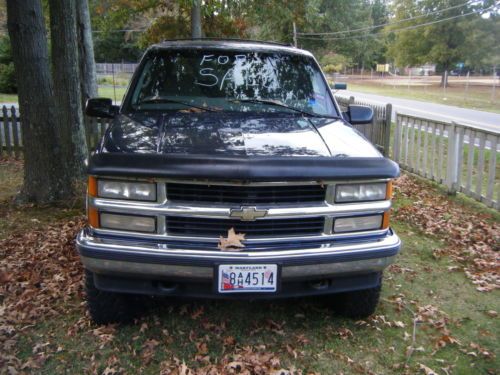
[127,49,337,117]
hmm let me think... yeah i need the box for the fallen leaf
[0,270,12,284]
[196,341,209,355]
[393,175,499,293]
[191,306,204,320]
[223,336,236,346]
[218,228,246,251]
[336,327,353,339]
[436,334,461,349]
[141,339,160,364]
[102,366,118,375]
[419,363,438,375]
[270,369,291,375]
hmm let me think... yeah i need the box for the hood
[101,112,381,158]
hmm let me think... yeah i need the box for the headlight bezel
[334,182,388,203]
[96,178,157,202]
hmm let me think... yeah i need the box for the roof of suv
[151,38,313,57]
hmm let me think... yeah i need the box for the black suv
[79,39,401,324]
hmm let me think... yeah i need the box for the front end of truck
[76,40,401,324]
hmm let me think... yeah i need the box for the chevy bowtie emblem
[229,206,268,221]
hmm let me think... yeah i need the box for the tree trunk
[49,0,88,183]
[6,0,67,203]
[76,0,98,108]
[191,0,202,38]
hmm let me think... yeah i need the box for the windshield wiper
[228,98,339,119]
[136,96,219,112]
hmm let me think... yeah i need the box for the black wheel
[332,283,382,319]
[84,270,143,324]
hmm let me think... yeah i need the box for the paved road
[341,90,499,133]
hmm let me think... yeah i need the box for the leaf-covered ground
[0,158,498,374]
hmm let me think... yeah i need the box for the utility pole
[191,0,202,38]
[293,22,297,47]
[492,65,497,103]
[464,71,470,101]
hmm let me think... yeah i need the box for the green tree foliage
[137,0,248,47]
[90,0,147,61]
[323,0,388,69]
[245,0,309,44]
[245,0,389,69]
[93,32,142,62]
[90,0,249,57]
[0,36,16,93]
[87,0,499,79]
[459,8,500,71]
[91,0,388,68]
[386,0,498,85]
[88,0,389,70]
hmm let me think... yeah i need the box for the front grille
[166,216,325,237]
[166,183,326,204]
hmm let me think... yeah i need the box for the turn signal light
[88,207,99,228]
[382,211,390,229]
[386,180,393,200]
[88,176,97,197]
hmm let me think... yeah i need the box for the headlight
[334,215,383,233]
[100,213,156,233]
[97,179,156,201]
[335,183,387,203]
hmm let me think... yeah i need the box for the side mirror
[332,82,347,90]
[85,98,119,118]
[343,105,373,125]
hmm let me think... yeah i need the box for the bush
[322,64,337,73]
[0,36,12,65]
[0,36,16,94]
[319,53,352,73]
[0,62,17,93]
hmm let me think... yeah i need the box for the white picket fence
[393,113,499,209]
[0,105,22,158]
[0,105,111,157]
[2,103,499,210]
[335,95,392,156]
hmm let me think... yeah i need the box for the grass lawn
[346,81,500,114]
[97,73,131,88]
[0,93,18,103]
[97,86,127,103]
[0,159,498,374]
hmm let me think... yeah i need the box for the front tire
[332,283,382,318]
[84,270,143,324]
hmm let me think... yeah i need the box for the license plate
[217,264,278,293]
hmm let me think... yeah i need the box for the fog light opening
[157,281,179,293]
[334,214,383,233]
[309,279,330,290]
[100,212,156,233]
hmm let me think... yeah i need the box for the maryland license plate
[217,264,278,293]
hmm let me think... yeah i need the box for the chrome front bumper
[77,229,401,281]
